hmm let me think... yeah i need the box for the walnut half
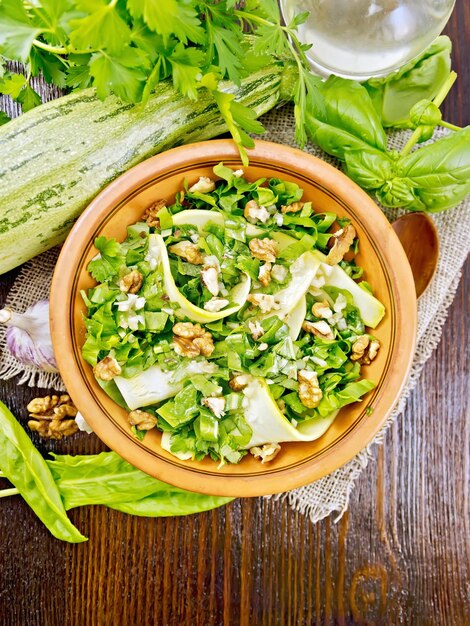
[27,394,79,440]
[249,238,278,263]
[94,356,122,381]
[298,370,322,409]
[128,409,158,431]
[326,224,356,266]
[250,443,281,463]
[172,322,214,357]
[142,199,166,228]
[351,336,380,365]
[120,270,143,294]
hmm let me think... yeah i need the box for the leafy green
[108,491,232,517]
[316,379,375,417]
[87,236,125,282]
[365,36,452,127]
[305,72,469,213]
[0,400,87,543]
[0,0,314,160]
[81,165,387,464]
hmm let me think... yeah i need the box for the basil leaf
[343,147,395,190]
[397,126,470,189]
[365,36,452,127]
[315,76,387,151]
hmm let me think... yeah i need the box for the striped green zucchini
[0,62,294,275]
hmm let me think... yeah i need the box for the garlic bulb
[0,300,58,372]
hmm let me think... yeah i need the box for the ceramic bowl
[50,140,416,497]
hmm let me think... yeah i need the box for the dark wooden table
[1,7,469,625]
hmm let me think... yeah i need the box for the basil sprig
[305,70,470,213]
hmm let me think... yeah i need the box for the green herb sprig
[0,0,316,162]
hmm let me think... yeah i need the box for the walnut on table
[27,394,79,440]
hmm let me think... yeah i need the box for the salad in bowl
[81,163,385,466]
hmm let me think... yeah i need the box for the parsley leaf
[169,44,204,100]
[0,72,27,98]
[90,47,149,102]
[127,0,204,45]
[87,236,124,283]
[70,4,131,54]
[0,0,42,62]
[17,84,42,111]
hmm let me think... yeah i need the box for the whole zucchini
[0,62,293,275]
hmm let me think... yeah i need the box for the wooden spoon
[392,213,439,298]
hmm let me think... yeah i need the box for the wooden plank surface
[0,5,469,624]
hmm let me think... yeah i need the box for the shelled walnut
[172,322,214,357]
[142,199,166,228]
[27,394,78,440]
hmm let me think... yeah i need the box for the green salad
[81,164,385,465]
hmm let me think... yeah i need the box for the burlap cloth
[1,104,469,523]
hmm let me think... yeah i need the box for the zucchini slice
[148,234,251,323]
[242,378,338,447]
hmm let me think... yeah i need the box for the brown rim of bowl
[50,139,417,497]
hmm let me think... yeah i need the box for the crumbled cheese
[273,213,284,226]
[127,314,145,331]
[189,176,215,193]
[201,396,226,418]
[201,266,219,296]
[258,262,272,286]
[245,202,271,224]
[336,318,347,331]
[233,169,244,178]
[271,264,288,283]
[145,253,158,271]
[115,293,146,312]
[203,255,220,271]
[247,293,280,314]
[258,342,269,351]
[204,297,230,312]
[248,320,264,340]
